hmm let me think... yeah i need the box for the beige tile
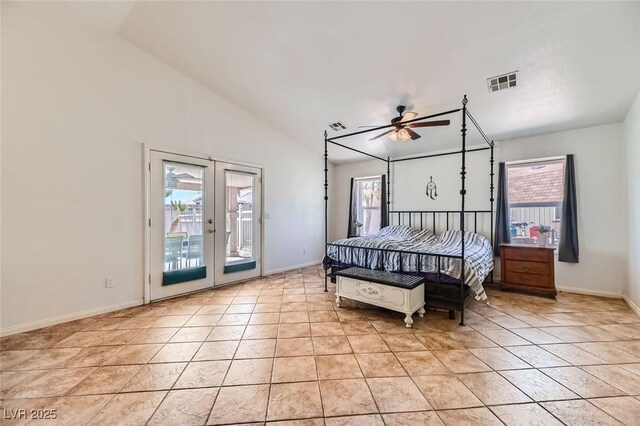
[276,337,314,357]
[151,315,191,328]
[272,356,317,383]
[347,334,389,353]
[380,333,428,351]
[1,370,47,399]
[436,407,503,426]
[479,329,531,346]
[207,325,245,341]
[0,350,40,371]
[574,342,640,363]
[319,378,377,417]
[355,353,407,378]
[88,391,166,426]
[235,339,276,358]
[150,342,201,363]
[149,388,218,425]
[489,403,563,426]
[412,375,482,410]
[458,372,531,405]
[541,400,623,426]
[308,310,339,322]
[395,351,450,376]
[316,354,363,380]
[129,328,179,344]
[511,327,564,344]
[184,314,221,327]
[469,347,531,370]
[208,384,269,424]
[29,395,112,426]
[325,414,384,426]
[310,322,345,336]
[103,344,162,365]
[244,324,279,340]
[414,333,465,350]
[197,305,228,315]
[581,364,640,394]
[540,343,607,365]
[193,340,239,361]
[280,311,310,324]
[10,367,94,398]
[224,358,274,385]
[226,303,255,314]
[446,331,497,349]
[267,382,323,421]
[169,327,212,342]
[367,377,431,413]
[589,396,640,425]
[11,348,82,370]
[70,365,141,395]
[499,369,579,401]
[120,362,186,392]
[250,312,281,324]
[506,345,570,368]
[278,323,312,338]
[540,366,626,398]
[341,321,377,335]
[174,360,230,388]
[313,336,352,355]
[371,320,411,334]
[382,411,444,426]
[432,350,491,373]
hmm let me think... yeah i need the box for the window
[507,159,565,245]
[353,176,382,236]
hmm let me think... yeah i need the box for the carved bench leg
[335,295,342,308]
[404,313,413,328]
[418,306,426,318]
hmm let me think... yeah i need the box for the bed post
[387,157,391,226]
[460,95,468,326]
[324,130,329,293]
[489,141,495,284]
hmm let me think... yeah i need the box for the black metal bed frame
[323,95,495,326]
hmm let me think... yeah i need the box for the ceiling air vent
[487,71,518,92]
[328,121,347,132]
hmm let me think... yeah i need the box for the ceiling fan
[362,105,450,142]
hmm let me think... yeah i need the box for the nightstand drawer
[504,260,550,276]
[502,247,549,263]
[503,271,552,288]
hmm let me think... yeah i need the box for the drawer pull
[521,252,531,259]
[522,266,530,272]
[361,287,379,296]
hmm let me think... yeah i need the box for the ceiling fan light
[397,128,411,141]
[388,131,398,142]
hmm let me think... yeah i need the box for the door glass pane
[225,170,255,267]
[354,177,382,236]
[164,162,205,272]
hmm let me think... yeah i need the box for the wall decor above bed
[426,176,438,200]
[323,95,495,326]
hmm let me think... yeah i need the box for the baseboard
[0,299,144,337]
[623,295,640,317]
[264,260,321,276]
[555,285,623,299]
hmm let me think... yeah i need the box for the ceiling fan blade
[369,129,395,141]
[358,125,386,128]
[400,112,418,122]
[406,128,421,140]
[409,119,451,128]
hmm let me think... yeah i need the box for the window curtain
[494,162,511,256]
[559,154,579,263]
[347,178,357,238]
[380,174,388,229]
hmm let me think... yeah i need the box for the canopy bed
[323,96,495,326]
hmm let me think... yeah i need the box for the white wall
[623,91,640,311]
[331,123,627,296]
[1,5,324,334]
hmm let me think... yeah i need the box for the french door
[147,150,262,301]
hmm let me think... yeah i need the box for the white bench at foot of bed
[334,267,426,328]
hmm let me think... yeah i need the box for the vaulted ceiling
[14,1,640,162]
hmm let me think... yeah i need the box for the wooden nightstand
[499,243,557,298]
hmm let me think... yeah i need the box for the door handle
[207,229,214,234]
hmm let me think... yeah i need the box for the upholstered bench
[334,267,426,328]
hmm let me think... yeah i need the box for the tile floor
[2,265,640,425]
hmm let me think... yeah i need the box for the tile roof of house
[508,163,564,204]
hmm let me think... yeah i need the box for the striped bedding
[327,226,493,301]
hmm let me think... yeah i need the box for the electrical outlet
[264,213,270,219]
[105,277,115,288]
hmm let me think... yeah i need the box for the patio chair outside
[185,235,203,267]
[165,236,184,270]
